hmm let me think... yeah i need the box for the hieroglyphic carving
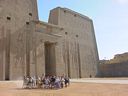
[0,26,4,77]
[14,30,25,67]
[36,43,44,57]
[62,39,67,74]
[62,38,70,76]
[30,33,37,65]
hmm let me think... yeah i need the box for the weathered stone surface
[0,1,99,80]
[49,7,99,78]
[99,62,128,77]
[99,52,128,77]
[0,0,38,80]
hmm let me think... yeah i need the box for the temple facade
[0,0,99,80]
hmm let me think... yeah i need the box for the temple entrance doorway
[44,42,56,76]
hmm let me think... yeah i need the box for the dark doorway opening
[44,42,56,76]
[5,29,10,80]
[5,57,10,80]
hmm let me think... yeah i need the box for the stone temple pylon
[0,0,39,80]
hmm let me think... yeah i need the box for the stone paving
[71,78,128,84]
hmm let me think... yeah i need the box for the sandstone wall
[49,7,99,78]
[0,0,38,80]
[99,53,128,77]
[99,62,128,77]
[34,21,64,76]
[0,2,99,80]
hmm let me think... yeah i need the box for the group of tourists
[22,75,70,89]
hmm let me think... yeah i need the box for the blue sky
[37,0,128,60]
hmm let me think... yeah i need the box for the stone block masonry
[0,1,99,80]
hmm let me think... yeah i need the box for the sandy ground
[0,79,128,96]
